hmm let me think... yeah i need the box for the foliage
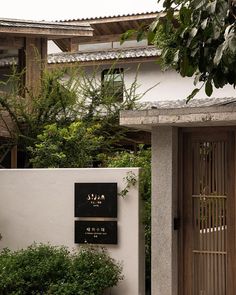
[0,65,146,167]
[0,68,78,166]
[0,243,123,295]
[118,171,138,198]
[124,0,236,99]
[155,0,236,99]
[28,122,103,168]
[105,146,151,291]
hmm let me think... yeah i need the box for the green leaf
[186,88,200,103]
[166,8,174,20]
[147,31,156,44]
[191,47,199,58]
[173,50,180,63]
[201,18,208,30]
[213,43,225,66]
[190,27,198,38]
[194,0,207,10]
[224,24,234,39]
[194,72,201,86]
[137,30,145,42]
[206,0,216,14]
[180,54,190,77]
[149,19,159,32]
[120,29,136,44]
[205,80,213,96]
[179,6,190,25]
[228,36,236,53]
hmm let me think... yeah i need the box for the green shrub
[0,244,123,295]
[105,145,151,293]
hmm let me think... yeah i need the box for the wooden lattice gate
[181,129,236,295]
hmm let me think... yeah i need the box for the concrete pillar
[151,126,178,295]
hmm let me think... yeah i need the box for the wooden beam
[0,28,93,38]
[54,38,79,52]
[0,37,24,49]
[11,145,17,168]
[75,34,127,43]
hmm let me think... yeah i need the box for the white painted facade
[0,168,145,295]
[48,40,236,103]
[84,61,236,102]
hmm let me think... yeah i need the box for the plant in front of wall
[0,64,149,167]
[105,145,151,294]
[118,170,138,198]
[0,243,123,295]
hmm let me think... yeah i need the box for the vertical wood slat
[227,131,236,295]
[183,134,193,295]
[186,133,232,295]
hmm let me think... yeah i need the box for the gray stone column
[151,126,178,295]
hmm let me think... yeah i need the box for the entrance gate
[181,129,236,295]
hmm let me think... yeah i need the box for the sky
[1,0,161,21]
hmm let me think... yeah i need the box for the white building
[1,12,236,295]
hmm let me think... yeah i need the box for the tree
[0,65,146,167]
[144,0,236,100]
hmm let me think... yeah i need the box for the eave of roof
[58,11,159,23]
[120,97,236,130]
[57,11,160,39]
[0,18,93,38]
[48,46,160,64]
[0,46,160,67]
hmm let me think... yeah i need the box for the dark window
[101,68,124,102]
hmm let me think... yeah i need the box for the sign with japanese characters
[74,183,117,218]
[74,220,118,244]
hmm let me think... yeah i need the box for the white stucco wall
[83,61,236,102]
[0,168,144,295]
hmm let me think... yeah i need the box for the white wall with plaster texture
[83,61,236,102]
[0,168,144,295]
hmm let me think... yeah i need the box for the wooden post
[11,145,17,168]
[18,37,48,97]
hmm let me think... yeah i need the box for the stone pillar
[151,126,178,295]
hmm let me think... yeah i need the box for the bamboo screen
[192,141,227,295]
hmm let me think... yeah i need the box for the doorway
[181,129,236,295]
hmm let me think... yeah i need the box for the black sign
[74,183,117,218]
[75,220,118,244]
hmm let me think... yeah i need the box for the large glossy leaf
[149,0,236,96]
[213,43,226,66]
[186,88,200,103]
[205,80,213,96]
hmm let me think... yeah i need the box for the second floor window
[101,68,124,102]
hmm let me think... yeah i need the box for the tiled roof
[0,56,17,67]
[58,11,159,22]
[0,18,91,31]
[0,46,160,67]
[49,46,160,64]
[141,97,236,110]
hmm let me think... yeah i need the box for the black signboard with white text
[74,183,117,218]
[74,220,118,244]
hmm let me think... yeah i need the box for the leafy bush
[0,66,144,167]
[0,244,123,295]
[28,122,103,168]
[105,145,151,292]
